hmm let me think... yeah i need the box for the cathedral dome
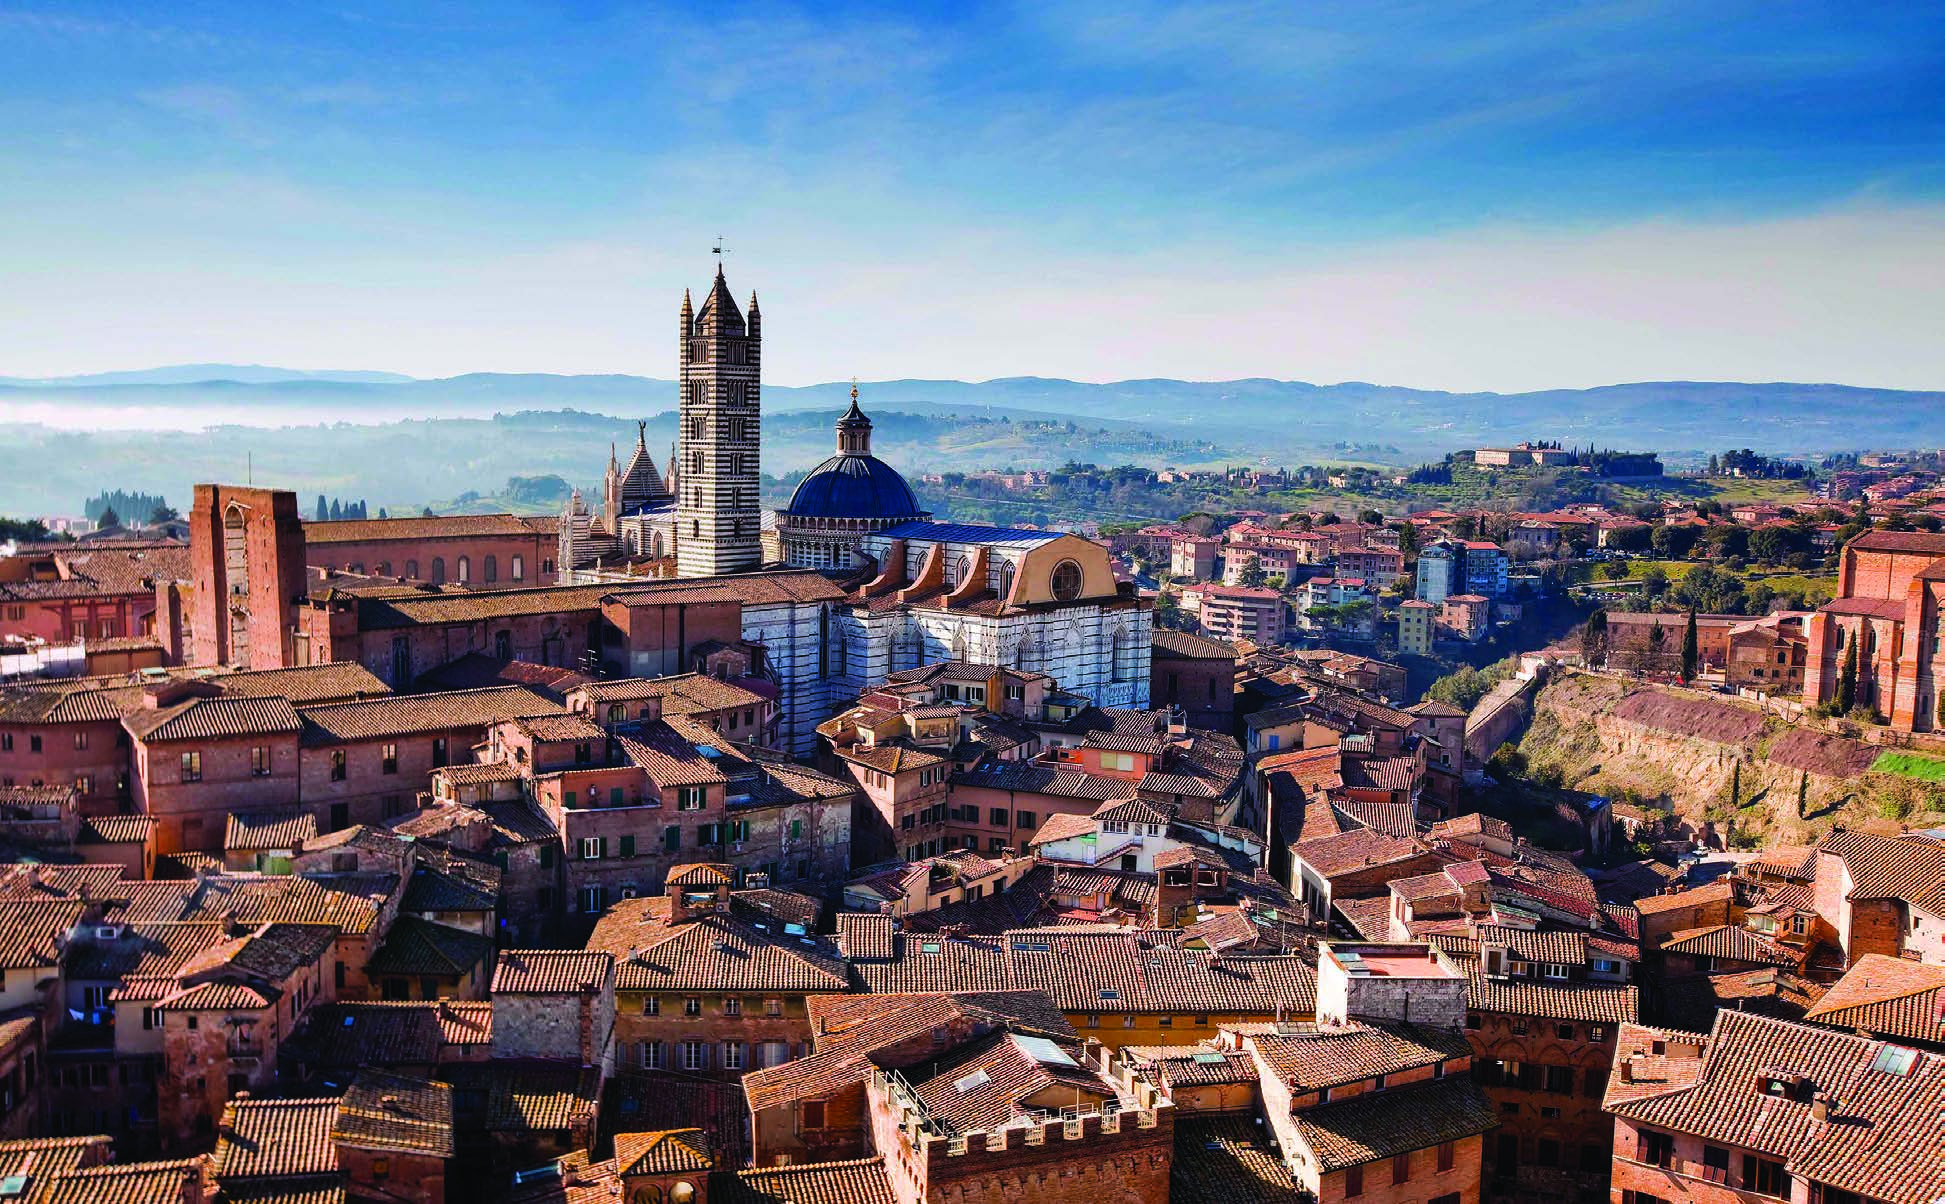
[785,452,924,520]
[777,384,930,571]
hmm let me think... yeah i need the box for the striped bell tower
[676,266,763,576]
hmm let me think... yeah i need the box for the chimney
[1619,1058,1634,1084]
[1810,1092,1832,1122]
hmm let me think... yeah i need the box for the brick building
[741,989,1073,1167]
[0,542,188,645]
[587,872,848,1079]
[1604,1010,1943,1204]
[1242,943,1496,1204]
[864,1029,1175,1204]
[1803,529,1945,730]
[302,513,559,586]
[1149,628,1238,731]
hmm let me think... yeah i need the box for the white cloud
[0,202,1939,395]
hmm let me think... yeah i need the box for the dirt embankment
[1515,671,1945,844]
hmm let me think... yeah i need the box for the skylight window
[1013,1035,1078,1067]
[1869,1045,1918,1077]
[1099,989,1119,1000]
[954,1069,991,1092]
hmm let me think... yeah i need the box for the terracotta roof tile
[1248,1021,1471,1091]
[1662,924,1796,966]
[613,1128,711,1176]
[1802,955,1945,1045]
[124,695,304,742]
[715,1157,898,1204]
[43,1159,203,1204]
[438,1062,601,1134]
[835,913,895,961]
[1169,1116,1299,1204]
[225,809,318,851]
[366,916,494,979]
[332,1070,454,1158]
[1606,1010,1945,1204]
[1632,879,1733,916]
[212,1097,340,1181]
[1820,829,1945,915]
[1292,1078,1499,1172]
[492,949,613,995]
[0,899,84,970]
[591,904,847,994]
[286,1000,493,1068]
[299,686,563,745]
[1290,827,1426,878]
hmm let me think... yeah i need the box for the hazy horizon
[2,4,1942,392]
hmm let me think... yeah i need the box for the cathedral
[557,421,678,573]
[554,265,1152,726]
[775,383,930,569]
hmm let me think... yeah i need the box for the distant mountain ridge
[0,363,415,387]
[0,367,1937,458]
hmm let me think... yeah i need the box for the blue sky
[2,1,1942,390]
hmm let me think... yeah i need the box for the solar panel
[1193,1051,1228,1065]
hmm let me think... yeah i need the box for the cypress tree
[1797,771,1808,818]
[316,495,328,521]
[1836,639,1858,713]
[1730,761,1742,808]
[1680,608,1699,683]
[329,499,342,521]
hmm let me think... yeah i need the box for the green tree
[1602,560,1630,581]
[1238,555,1267,588]
[1394,522,1419,555]
[148,504,179,524]
[1797,771,1808,818]
[1357,509,1384,527]
[1729,761,1742,808]
[1581,609,1609,666]
[96,505,120,529]
[1680,608,1699,682]
[1427,665,1492,712]
[1836,638,1858,714]
[1606,524,1651,554]
[316,495,329,521]
[1651,524,1697,559]
[1640,566,1669,598]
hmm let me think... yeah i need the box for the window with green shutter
[663,826,680,851]
[564,790,576,808]
[610,786,624,806]
[790,819,802,839]
[539,845,556,868]
[620,835,636,858]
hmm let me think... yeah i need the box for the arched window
[456,556,471,583]
[430,557,446,585]
[484,555,498,583]
[1049,559,1084,602]
[1110,626,1127,681]
[375,561,390,576]
[954,555,973,587]
[997,560,1016,600]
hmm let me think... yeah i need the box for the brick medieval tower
[676,267,763,576]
